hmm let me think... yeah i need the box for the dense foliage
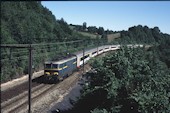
[1,2,98,82]
[1,2,91,44]
[151,34,170,68]
[70,47,170,113]
[115,25,170,44]
[70,23,114,38]
[66,26,170,113]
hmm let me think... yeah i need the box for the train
[44,44,143,81]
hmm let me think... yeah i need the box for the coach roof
[45,56,76,65]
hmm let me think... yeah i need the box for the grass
[77,31,101,39]
[107,33,121,42]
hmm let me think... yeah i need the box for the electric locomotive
[44,55,77,81]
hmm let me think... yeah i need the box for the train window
[92,51,97,55]
[85,54,89,59]
[62,63,67,68]
[59,64,63,68]
[52,64,58,68]
[99,49,103,51]
[45,64,51,68]
[81,57,84,61]
[72,59,75,62]
[86,54,89,58]
[81,54,89,61]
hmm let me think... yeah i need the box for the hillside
[115,25,170,44]
[69,24,115,41]
[107,33,121,43]
[1,2,90,44]
[78,31,101,39]
[115,25,170,67]
[76,31,121,41]
[1,2,93,83]
[65,26,170,113]
[69,24,121,41]
[72,46,170,113]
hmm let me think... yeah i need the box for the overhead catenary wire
[1,39,102,64]
[1,46,84,62]
[2,46,85,59]
[1,40,85,55]
[1,40,83,48]
[3,45,82,56]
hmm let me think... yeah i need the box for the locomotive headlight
[45,72,50,75]
[54,72,58,75]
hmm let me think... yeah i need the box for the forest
[1,2,102,82]
[1,1,92,44]
[68,46,170,113]
[66,28,170,112]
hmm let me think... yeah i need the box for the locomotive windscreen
[45,64,51,68]
[52,64,58,68]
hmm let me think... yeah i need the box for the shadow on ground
[32,75,59,84]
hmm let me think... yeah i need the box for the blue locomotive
[44,56,77,81]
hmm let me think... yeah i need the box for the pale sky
[42,1,170,34]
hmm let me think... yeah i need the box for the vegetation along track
[1,64,91,113]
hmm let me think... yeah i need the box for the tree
[118,25,169,44]
[83,22,87,31]
[1,2,94,83]
[97,27,104,35]
[87,26,97,34]
[74,47,170,113]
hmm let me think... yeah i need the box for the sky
[41,1,170,34]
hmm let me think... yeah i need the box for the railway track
[1,64,91,113]
[1,81,43,103]
[1,83,52,113]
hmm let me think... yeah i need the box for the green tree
[97,27,104,35]
[83,22,87,31]
[1,2,95,82]
[74,46,170,113]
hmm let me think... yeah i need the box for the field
[69,25,120,40]
[107,33,121,42]
[77,31,101,39]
